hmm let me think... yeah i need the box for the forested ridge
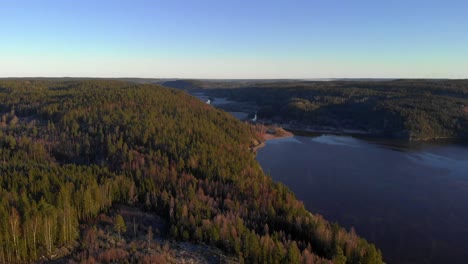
[164,79,468,141]
[0,80,382,263]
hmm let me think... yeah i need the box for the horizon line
[1,77,467,81]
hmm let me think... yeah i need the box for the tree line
[169,79,468,141]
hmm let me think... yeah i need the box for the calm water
[190,92,255,121]
[256,135,468,264]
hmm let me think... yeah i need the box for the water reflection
[310,134,364,148]
[257,135,468,264]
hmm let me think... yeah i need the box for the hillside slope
[0,80,382,263]
[163,79,468,141]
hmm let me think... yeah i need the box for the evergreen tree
[114,215,127,238]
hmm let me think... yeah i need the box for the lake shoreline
[250,125,294,152]
[265,120,467,143]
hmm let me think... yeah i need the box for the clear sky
[1,0,467,79]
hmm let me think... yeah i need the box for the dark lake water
[190,92,255,120]
[256,135,468,264]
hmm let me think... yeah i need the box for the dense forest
[163,79,468,141]
[0,80,382,263]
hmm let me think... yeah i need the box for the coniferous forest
[164,79,468,141]
[0,80,382,263]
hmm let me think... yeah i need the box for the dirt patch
[251,124,293,141]
[49,205,238,264]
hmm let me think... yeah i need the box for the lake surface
[256,135,468,264]
[190,92,255,120]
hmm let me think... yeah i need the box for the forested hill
[163,79,468,141]
[0,80,382,263]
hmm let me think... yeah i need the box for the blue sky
[1,0,467,78]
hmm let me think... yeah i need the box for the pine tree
[286,241,301,264]
[114,214,127,238]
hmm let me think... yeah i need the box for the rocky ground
[45,205,238,264]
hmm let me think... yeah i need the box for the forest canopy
[164,79,468,141]
[0,80,382,263]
